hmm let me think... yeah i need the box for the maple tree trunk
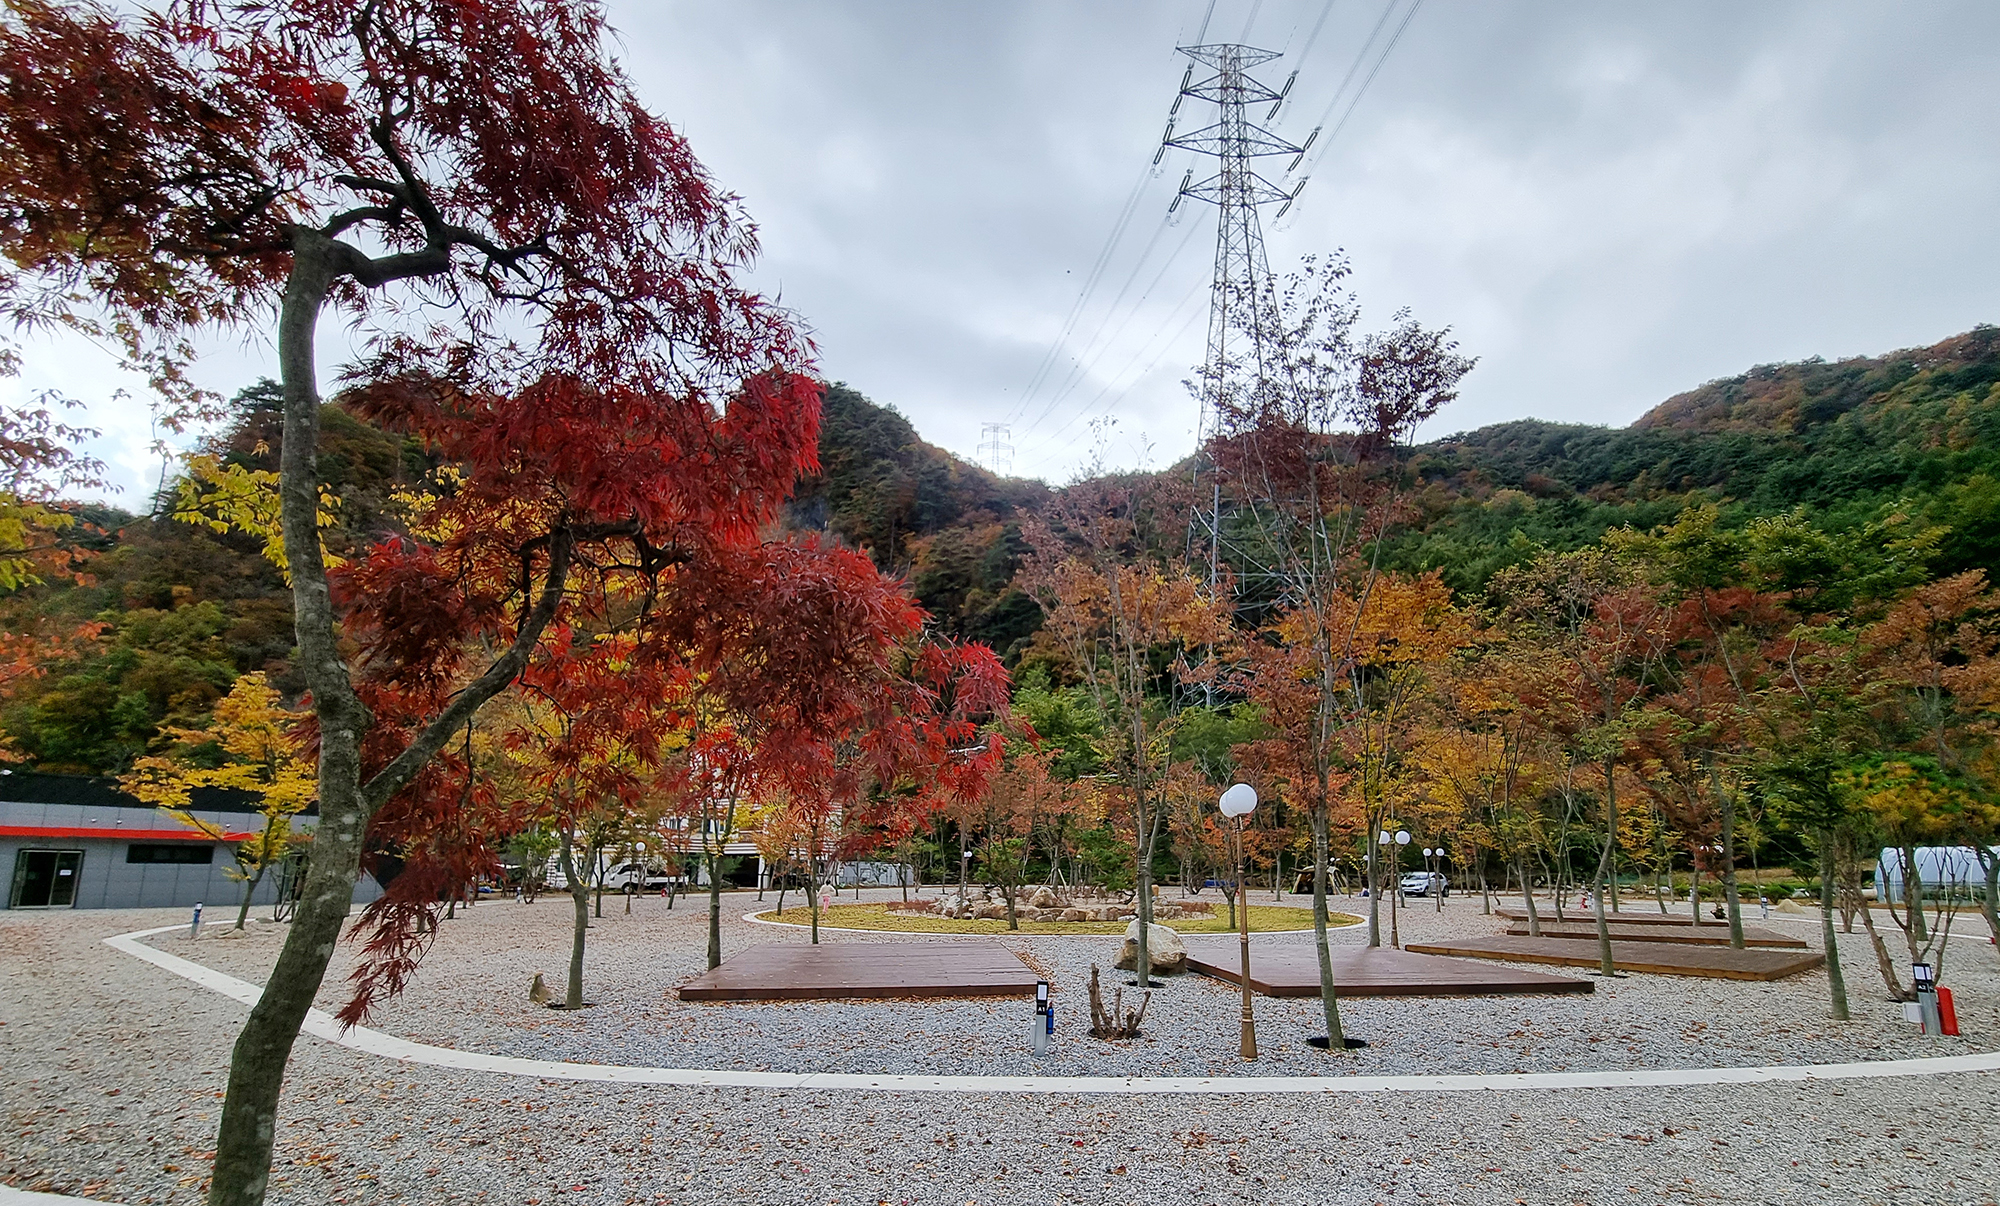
[1593,758,1616,976]
[1979,851,1999,947]
[1818,836,1851,1021]
[233,866,263,932]
[1366,836,1382,948]
[1902,844,1930,945]
[806,849,821,945]
[1719,781,1745,949]
[1308,805,1347,1047]
[208,238,570,1206]
[209,245,380,1206]
[1516,857,1541,937]
[707,847,724,970]
[1131,775,1152,985]
[1857,896,1911,1001]
[560,832,590,1009]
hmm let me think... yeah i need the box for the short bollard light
[189,901,203,939]
[1032,980,1052,1057]
[1913,962,1941,1034]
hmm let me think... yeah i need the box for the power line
[1005,166,1155,427]
[1015,207,1177,437]
[1017,269,1212,461]
[1028,215,1207,430]
[1291,0,1423,185]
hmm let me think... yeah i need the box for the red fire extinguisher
[1937,985,1961,1037]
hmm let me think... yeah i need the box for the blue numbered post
[1032,980,1051,1057]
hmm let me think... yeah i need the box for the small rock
[529,973,551,1005]
[1061,908,1090,922]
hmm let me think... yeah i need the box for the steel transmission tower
[977,422,1014,476]
[1161,43,1307,589]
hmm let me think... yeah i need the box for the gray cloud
[621,0,2000,480]
[17,1,1999,499]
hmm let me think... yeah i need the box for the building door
[9,849,84,908]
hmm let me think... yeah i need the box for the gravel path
[5,889,1998,1205]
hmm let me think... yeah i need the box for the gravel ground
[4,889,1998,1205]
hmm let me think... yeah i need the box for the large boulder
[1061,907,1091,922]
[1113,921,1187,974]
[1029,886,1059,910]
[975,902,1009,921]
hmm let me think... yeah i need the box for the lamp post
[1389,830,1411,949]
[1422,845,1445,913]
[1219,782,1259,1060]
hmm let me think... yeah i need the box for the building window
[127,843,216,865]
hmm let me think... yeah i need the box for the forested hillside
[1386,326,2000,591]
[3,326,1996,775]
[787,383,1048,656]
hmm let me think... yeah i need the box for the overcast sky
[14,0,2000,501]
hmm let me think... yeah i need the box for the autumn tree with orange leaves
[1205,255,1473,1047]
[1022,477,1230,987]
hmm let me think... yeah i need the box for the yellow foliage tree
[121,673,315,929]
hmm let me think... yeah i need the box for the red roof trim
[0,825,251,842]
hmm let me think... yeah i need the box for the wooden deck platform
[678,941,1039,1002]
[1184,941,1593,998]
[1496,907,1740,929]
[1503,921,1808,949]
[1405,935,1825,981]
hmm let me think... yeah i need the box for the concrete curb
[0,1188,103,1205]
[106,924,2000,1096]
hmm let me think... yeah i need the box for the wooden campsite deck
[1496,907,1732,928]
[678,941,1039,1002]
[1503,921,1808,949]
[1184,941,1593,998]
[1405,935,1825,981]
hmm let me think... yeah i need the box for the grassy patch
[757,902,1360,936]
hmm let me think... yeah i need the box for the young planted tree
[1022,479,1230,987]
[501,634,682,1009]
[1207,257,1472,1044]
[1759,628,1872,1021]
[0,5,822,1200]
[1859,572,2000,953]
[122,673,315,929]
[1492,548,1669,972]
[975,744,1079,928]
[1328,572,1473,947]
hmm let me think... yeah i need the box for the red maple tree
[0,3,821,1202]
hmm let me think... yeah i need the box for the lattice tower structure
[976,422,1014,476]
[1163,43,1305,601]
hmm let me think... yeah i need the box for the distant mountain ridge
[805,326,2000,611]
[1633,326,2000,434]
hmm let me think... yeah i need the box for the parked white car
[1401,871,1448,897]
[543,856,674,892]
